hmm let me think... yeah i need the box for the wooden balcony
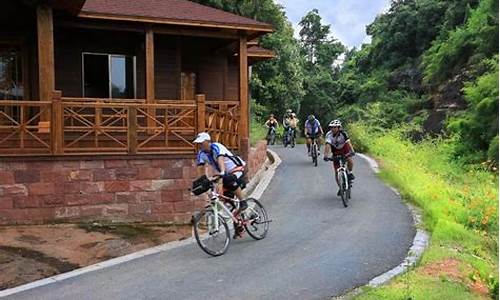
[0,92,240,157]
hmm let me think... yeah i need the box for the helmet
[291,113,296,117]
[329,119,342,127]
[308,114,315,121]
[270,113,275,118]
[286,109,292,113]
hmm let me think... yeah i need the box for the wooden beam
[238,35,249,160]
[56,19,145,33]
[51,90,63,154]
[37,5,55,120]
[78,12,274,33]
[154,26,239,40]
[145,26,155,130]
[196,94,206,133]
[127,106,138,154]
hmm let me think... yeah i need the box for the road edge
[0,149,282,298]
[334,153,430,299]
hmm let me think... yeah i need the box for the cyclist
[285,112,299,139]
[193,132,247,238]
[282,109,293,130]
[323,120,355,196]
[264,114,278,143]
[304,114,323,156]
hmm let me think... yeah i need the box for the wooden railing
[205,100,240,150]
[0,93,240,156]
[0,101,52,155]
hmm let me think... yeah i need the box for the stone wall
[0,142,267,225]
[247,141,268,179]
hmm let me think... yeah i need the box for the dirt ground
[0,223,191,290]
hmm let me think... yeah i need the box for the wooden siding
[226,56,239,101]
[154,35,180,99]
[54,27,145,98]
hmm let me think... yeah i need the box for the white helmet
[329,119,342,127]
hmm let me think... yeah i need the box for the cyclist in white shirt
[193,132,247,238]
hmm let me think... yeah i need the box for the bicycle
[325,155,352,207]
[266,126,276,145]
[283,127,295,148]
[191,175,270,256]
[310,136,320,167]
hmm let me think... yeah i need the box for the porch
[0,1,270,158]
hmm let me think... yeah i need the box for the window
[82,53,136,98]
[0,45,23,100]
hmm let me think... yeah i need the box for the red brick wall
[247,141,268,179]
[0,143,267,225]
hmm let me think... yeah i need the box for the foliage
[297,9,344,123]
[422,0,498,84]
[350,123,498,299]
[447,56,499,164]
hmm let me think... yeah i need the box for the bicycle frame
[205,186,239,230]
[334,155,349,190]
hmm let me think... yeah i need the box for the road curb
[0,149,282,298]
[245,149,282,200]
[334,153,430,299]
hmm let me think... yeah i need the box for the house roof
[77,0,273,32]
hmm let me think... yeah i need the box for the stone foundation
[0,141,268,225]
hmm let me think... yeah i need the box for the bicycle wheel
[243,198,269,240]
[193,209,231,256]
[312,144,318,167]
[338,173,348,207]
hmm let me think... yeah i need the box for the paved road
[7,146,415,300]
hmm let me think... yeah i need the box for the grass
[250,118,268,146]
[349,122,498,300]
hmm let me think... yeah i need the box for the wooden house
[0,0,274,224]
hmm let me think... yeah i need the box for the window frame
[0,39,29,100]
[81,52,137,99]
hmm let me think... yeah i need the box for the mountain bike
[266,126,276,145]
[191,175,270,256]
[283,127,295,148]
[325,155,352,207]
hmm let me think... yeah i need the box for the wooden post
[145,26,155,132]
[51,90,63,155]
[196,94,206,134]
[37,5,55,121]
[239,35,249,160]
[128,106,138,154]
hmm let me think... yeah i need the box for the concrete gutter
[333,153,430,299]
[0,149,282,298]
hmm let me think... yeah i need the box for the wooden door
[180,72,196,100]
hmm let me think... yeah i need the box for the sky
[275,0,391,49]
